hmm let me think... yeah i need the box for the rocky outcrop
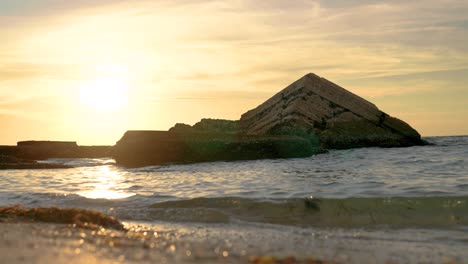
[76,146,113,158]
[0,154,72,170]
[113,130,319,167]
[16,141,79,160]
[13,141,112,160]
[113,72,425,167]
[169,119,240,134]
[0,141,112,169]
[240,73,425,148]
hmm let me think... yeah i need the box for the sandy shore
[3,221,332,264]
[1,221,466,264]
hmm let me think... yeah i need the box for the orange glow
[0,1,467,145]
[79,76,128,112]
[77,166,135,199]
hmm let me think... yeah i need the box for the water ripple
[0,136,466,208]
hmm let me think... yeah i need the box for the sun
[79,76,128,112]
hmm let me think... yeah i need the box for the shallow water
[0,137,468,224]
[1,136,468,262]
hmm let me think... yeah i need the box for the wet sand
[0,221,466,264]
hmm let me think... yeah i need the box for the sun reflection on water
[77,166,135,199]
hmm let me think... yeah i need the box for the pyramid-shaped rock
[240,73,424,148]
[113,73,426,167]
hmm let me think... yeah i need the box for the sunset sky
[1,0,467,145]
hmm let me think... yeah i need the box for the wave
[143,196,468,228]
[38,158,116,167]
[424,135,468,147]
[3,191,467,228]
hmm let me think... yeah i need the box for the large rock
[240,73,425,148]
[113,130,318,167]
[113,72,425,167]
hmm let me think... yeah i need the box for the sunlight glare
[77,166,135,200]
[79,189,135,199]
[79,76,128,112]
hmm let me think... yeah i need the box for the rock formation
[16,141,79,160]
[170,119,240,134]
[0,141,112,169]
[13,141,112,160]
[113,130,317,167]
[0,154,72,170]
[113,73,426,167]
[240,73,425,148]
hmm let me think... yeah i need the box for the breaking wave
[133,196,468,228]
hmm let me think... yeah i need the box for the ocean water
[1,136,467,262]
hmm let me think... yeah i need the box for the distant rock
[240,73,425,148]
[113,73,426,167]
[13,141,112,160]
[0,162,73,170]
[16,141,79,160]
[0,154,72,170]
[0,141,112,169]
[0,154,24,164]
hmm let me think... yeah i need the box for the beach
[1,136,467,263]
[2,0,467,262]
[1,220,466,264]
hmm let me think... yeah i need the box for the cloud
[0,0,220,17]
[0,95,66,120]
[0,63,62,81]
[339,68,468,98]
[0,0,131,15]
[1,0,467,141]
[346,68,468,83]
[0,65,43,81]
[317,2,468,51]
[143,89,272,102]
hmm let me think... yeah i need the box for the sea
[1,136,467,263]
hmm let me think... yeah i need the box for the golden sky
[1,0,467,145]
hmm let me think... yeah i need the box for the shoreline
[0,221,339,264]
[1,136,467,264]
[1,219,466,264]
[0,206,340,263]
